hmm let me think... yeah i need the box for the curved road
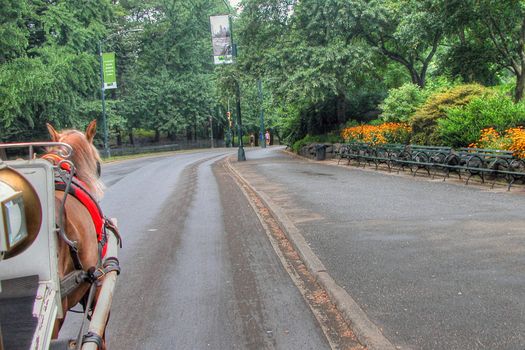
[60,145,525,350]
[60,149,332,349]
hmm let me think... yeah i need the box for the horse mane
[57,129,105,200]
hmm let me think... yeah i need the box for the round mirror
[0,166,42,259]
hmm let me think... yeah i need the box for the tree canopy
[1,0,524,147]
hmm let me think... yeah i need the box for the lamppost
[98,28,142,158]
[234,77,246,161]
[257,78,266,148]
[209,115,214,148]
[210,11,245,161]
[98,41,110,158]
[230,23,246,160]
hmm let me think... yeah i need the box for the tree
[236,0,386,142]
[117,0,222,142]
[348,0,445,88]
[451,0,525,102]
[0,0,115,142]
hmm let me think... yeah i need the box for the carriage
[0,126,120,349]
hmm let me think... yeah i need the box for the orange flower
[473,126,525,158]
[341,122,411,145]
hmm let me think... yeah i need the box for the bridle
[42,152,102,179]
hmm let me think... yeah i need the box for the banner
[210,15,233,65]
[102,52,117,89]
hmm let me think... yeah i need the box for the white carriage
[0,143,120,350]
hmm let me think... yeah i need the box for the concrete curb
[226,157,397,350]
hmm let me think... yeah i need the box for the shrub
[379,83,427,122]
[409,84,491,145]
[437,94,525,147]
[379,77,457,123]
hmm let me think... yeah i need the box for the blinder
[96,161,101,178]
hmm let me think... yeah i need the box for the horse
[45,120,109,349]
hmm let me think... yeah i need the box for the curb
[226,157,397,350]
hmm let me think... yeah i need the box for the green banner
[102,52,117,89]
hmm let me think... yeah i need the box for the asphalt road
[231,146,525,350]
[59,149,330,350]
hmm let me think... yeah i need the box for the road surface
[60,149,341,350]
[231,146,525,350]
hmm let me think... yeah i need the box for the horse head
[46,120,105,200]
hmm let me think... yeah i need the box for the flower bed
[470,127,525,158]
[341,122,411,145]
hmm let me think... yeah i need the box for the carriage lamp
[0,164,42,260]
[0,181,28,256]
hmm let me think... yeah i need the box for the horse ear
[46,123,60,142]
[85,120,97,143]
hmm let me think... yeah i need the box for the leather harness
[42,153,121,295]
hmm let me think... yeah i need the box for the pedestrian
[249,134,255,147]
[265,130,270,146]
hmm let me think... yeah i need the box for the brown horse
[46,120,108,348]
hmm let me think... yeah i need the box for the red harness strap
[55,179,108,257]
[43,153,109,258]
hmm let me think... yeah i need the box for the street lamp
[210,13,245,161]
[234,77,246,161]
[98,41,109,158]
[257,79,266,148]
[98,28,142,158]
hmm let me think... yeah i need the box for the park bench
[497,157,525,190]
[433,147,525,189]
[366,144,406,171]
[456,148,525,189]
[284,131,525,191]
[337,142,370,165]
[335,143,351,164]
[441,148,514,185]
[333,142,525,190]
[393,145,452,176]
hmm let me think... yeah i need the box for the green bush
[409,84,491,145]
[438,94,525,147]
[379,78,457,123]
[379,83,427,122]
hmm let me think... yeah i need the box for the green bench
[393,145,452,176]
[336,142,525,190]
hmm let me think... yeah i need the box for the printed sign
[210,15,233,65]
[102,52,117,89]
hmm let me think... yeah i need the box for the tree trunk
[128,130,134,145]
[411,69,425,88]
[336,93,346,124]
[154,130,160,142]
[515,72,525,102]
[516,18,525,102]
[116,131,122,146]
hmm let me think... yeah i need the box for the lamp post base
[238,146,246,161]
